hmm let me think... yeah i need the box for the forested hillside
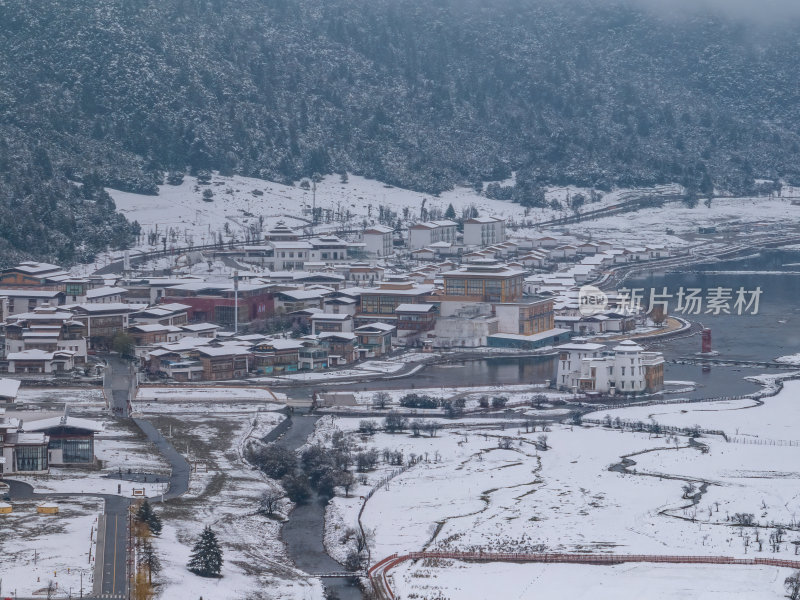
[2,0,799,262]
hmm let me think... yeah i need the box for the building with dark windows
[441,263,524,303]
[23,415,102,466]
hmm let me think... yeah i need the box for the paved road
[105,354,133,417]
[98,497,130,599]
[132,417,190,500]
[105,354,190,500]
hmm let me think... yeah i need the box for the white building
[362,225,394,258]
[556,339,664,394]
[463,216,506,247]
[408,220,458,250]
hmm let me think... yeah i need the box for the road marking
[112,514,118,594]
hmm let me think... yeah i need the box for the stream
[276,414,363,600]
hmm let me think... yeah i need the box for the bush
[384,411,408,433]
[399,393,439,409]
[247,443,297,480]
[282,473,312,504]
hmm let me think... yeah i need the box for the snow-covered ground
[585,378,800,442]
[312,377,800,598]
[144,408,323,599]
[0,497,101,597]
[105,171,685,254]
[390,560,791,600]
[558,192,800,249]
[136,385,284,403]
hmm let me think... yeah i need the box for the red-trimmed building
[161,282,274,326]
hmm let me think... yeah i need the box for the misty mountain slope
[1,0,799,263]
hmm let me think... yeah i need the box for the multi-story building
[197,346,250,380]
[3,305,88,363]
[362,225,394,257]
[556,339,664,394]
[67,303,144,348]
[354,323,395,357]
[250,339,305,375]
[395,303,438,334]
[311,313,353,335]
[463,216,506,247]
[408,220,458,250]
[494,298,555,336]
[161,282,274,326]
[0,289,65,316]
[357,279,435,325]
[441,263,524,303]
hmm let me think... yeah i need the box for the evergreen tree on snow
[187,526,223,578]
[134,499,163,536]
[444,203,456,220]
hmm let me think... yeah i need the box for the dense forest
[1,0,799,263]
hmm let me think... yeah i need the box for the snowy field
[136,385,284,404]
[311,377,800,598]
[561,192,800,248]
[144,408,323,599]
[390,560,791,600]
[585,378,800,442]
[106,171,683,252]
[0,497,101,597]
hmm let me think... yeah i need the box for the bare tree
[259,489,283,516]
[373,391,390,410]
[786,571,800,600]
[537,434,549,450]
[423,421,441,437]
[682,482,698,499]
[358,420,378,436]
[384,411,408,433]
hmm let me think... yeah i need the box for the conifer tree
[187,526,223,578]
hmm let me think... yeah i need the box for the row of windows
[16,445,48,471]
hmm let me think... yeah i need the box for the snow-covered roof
[23,415,103,433]
[7,349,73,360]
[355,322,396,332]
[395,303,436,313]
[310,313,352,321]
[0,378,21,399]
[197,346,251,357]
[181,322,221,332]
[86,286,127,299]
[318,332,357,341]
[0,288,62,298]
[363,225,394,234]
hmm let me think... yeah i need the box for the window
[16,445,48,471]
[447,280,465,296]
[62,439,92,463]
[466,280,483,296]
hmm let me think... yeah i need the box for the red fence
[369,552,800,599]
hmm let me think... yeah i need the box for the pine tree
[444,203,456,220]
[140,540,162,584]
[187,526,223,578]
[135,500,163,536]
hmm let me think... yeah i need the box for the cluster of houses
[0,216,672,387]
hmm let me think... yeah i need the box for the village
[2,190,800,599]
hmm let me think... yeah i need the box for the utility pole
[312,179,317,226]
[233,269,239,334]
